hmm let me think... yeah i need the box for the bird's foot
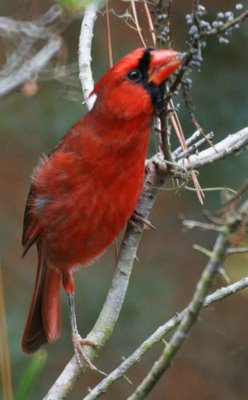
[72,334,106,375]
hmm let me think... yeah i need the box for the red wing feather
[22,186,42,256]
[22,246,61,353]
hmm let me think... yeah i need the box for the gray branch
[0,16,53,39]
[178,127,248,169]
[78,2,98,110]
[0,36,62,98]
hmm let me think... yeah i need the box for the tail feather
[22,249,61,354]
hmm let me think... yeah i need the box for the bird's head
[91,48,182,121]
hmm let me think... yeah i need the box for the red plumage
[22,48,182,360]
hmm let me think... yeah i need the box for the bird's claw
[72,334,107,375]
[72,334,98,370]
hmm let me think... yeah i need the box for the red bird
[22,48,182,366]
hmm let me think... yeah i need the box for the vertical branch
[131,0,146,46]
[105,0,113,67]
[78,2,98,111]
[143,1,156,46]
[166,0,173,48]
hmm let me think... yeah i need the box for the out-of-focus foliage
[0,1,247,399]
[56,0,102,12]
[15,351,47,400]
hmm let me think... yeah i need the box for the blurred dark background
[0,0,248,399]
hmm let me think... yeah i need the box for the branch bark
[78,2,98,110]
[179,127,248,169]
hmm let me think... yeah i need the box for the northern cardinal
[22,48,182,366]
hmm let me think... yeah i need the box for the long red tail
[22,249,61,353]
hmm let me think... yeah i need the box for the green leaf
[15,351,47,400]
[56,0,101,12]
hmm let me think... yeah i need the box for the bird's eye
[127,69,142,82]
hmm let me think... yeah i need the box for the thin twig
[0,38,35,79]
[175,132,214,161]
[143,1,156,46]
[178,127,248,169]
[131,0,146,46]
[167,105,205,204]
[182,219,224,232]
[227,247,248,255]
[220,180,248,213]
[203,10,248,37]
[105,0,113,67]
[173,129,202,157]
[185,186,237,195]
[166,0,173,48]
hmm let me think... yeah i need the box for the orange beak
[149,49,182,86]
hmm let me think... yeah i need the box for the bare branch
[178,127,248,169]
[183,219,224,232]
[0,36,62,98]
[173,129,201,156]
[227,247,248,255]
[78,2,98,110]
[0,38,35,79]
[131,0,146,47]
[175,132,214,161]
[202,10,248,38]
[35,5,64,25]
[0,17,53,39]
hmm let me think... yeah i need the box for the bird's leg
[67,292,98,370]
[62,271,97,370]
